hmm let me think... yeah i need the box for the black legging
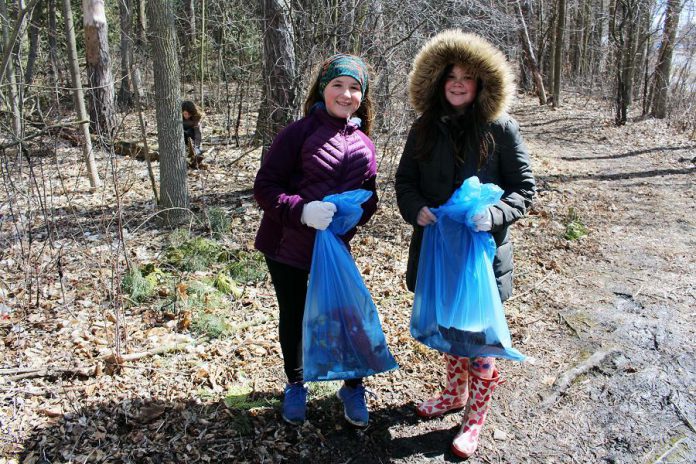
[265,256,361,387]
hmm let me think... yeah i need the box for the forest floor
[1,94,695,464]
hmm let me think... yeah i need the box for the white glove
[471,209,492,232]
[301,201,337,230]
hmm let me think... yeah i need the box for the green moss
[164,236,229,272]
[206,207,231,238]
[564,207,589,240]
[224,385,279,410]
[122,267,156,303]
[191,312,231,338]
[226,250,267,283]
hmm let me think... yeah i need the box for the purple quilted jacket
[254,107,378,270]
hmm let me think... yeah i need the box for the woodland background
[1,0,695,463]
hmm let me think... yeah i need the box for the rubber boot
[451,368,500,459]
[416,354,469,418]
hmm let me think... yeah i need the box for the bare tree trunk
[24,0,43,86]
[136,0,146,49]
[516,0,547,105]
[62,0,101,188]
[47,0,63,86]
[257,0,297,160]
[651,0,683,119]
[117,0,134,108]
[0,0,22,141]
[552,0,566,107]
[130,67,158,203]
[83,0,117,139]
[199,0,206,103]
[147,0,189,226]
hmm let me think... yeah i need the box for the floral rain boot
[451,368,500,459]
[416,354,469,418]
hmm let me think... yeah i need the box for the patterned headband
[318,54,369,99]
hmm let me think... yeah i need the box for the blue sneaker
[337,384,369,427]
[282,382,308,425]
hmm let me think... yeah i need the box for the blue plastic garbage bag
[303,189,398,381]
[410,177,525,361]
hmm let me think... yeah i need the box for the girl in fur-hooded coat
[395,30,535,459]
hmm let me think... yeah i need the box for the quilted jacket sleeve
[253,120,310,229]
[489,116,536,232]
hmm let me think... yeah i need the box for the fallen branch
[3,365,96,382]
[0,119,89,149]
[540,348,619,409]
[669,393,696,433]
[2,343,191,381]
[652,436,687,463]
[507,270,554,302]
[103,342,191,364]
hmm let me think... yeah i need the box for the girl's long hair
[181,100,204,124]
[412,64,493,168]
[303,64,374,136]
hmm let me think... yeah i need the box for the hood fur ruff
[408,29,515,122]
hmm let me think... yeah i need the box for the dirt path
[3,96,695,464]
[382,97,696,463]
[310,96,696,464]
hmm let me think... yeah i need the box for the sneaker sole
[336,391,368,427]
[281,413,305,426]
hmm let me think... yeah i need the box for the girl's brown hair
[181,100,204,124]
[303,64,374,136]
[412,64,494,168]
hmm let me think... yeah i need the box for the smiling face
[322,76,362,119]
[444,65,477,111]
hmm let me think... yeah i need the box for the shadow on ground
[19,392,468,463]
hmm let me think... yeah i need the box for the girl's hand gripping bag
[410,177,525,361]
[303,189,398,381]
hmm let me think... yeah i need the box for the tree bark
[47,0,63,86]
[147,0,189,226]
[651,0,683,119]
[83,0,117,138]
[117,0,134,108]
[62,0,101,188]
[516,0,547,105]
[0,0,23,142]
[257,0,297,160]
[552,0,566,107]
[24,0,43,86]
[199,0,206,103]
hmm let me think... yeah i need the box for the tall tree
[117,0,134,108]
[0,0,33,141]
[552,0,566,107]
[83,0,117,138]
[62,0,101,188]
[24,0,43,86]
[257,0,296,159]
[516,0,547,105]
[147,0,189,226]
[651,0,683,118]
[611,0,648,125]
[47,0,63,87]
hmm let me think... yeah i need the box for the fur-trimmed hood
[408,29,515,122]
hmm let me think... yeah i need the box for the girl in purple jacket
[253,54,378,427]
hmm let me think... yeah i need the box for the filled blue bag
[303,189,398,381]
[410,177,525,361]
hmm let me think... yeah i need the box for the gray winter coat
[395,29,535,301]
[395,116,535,301]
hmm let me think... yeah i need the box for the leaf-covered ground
[1,95,695,463]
